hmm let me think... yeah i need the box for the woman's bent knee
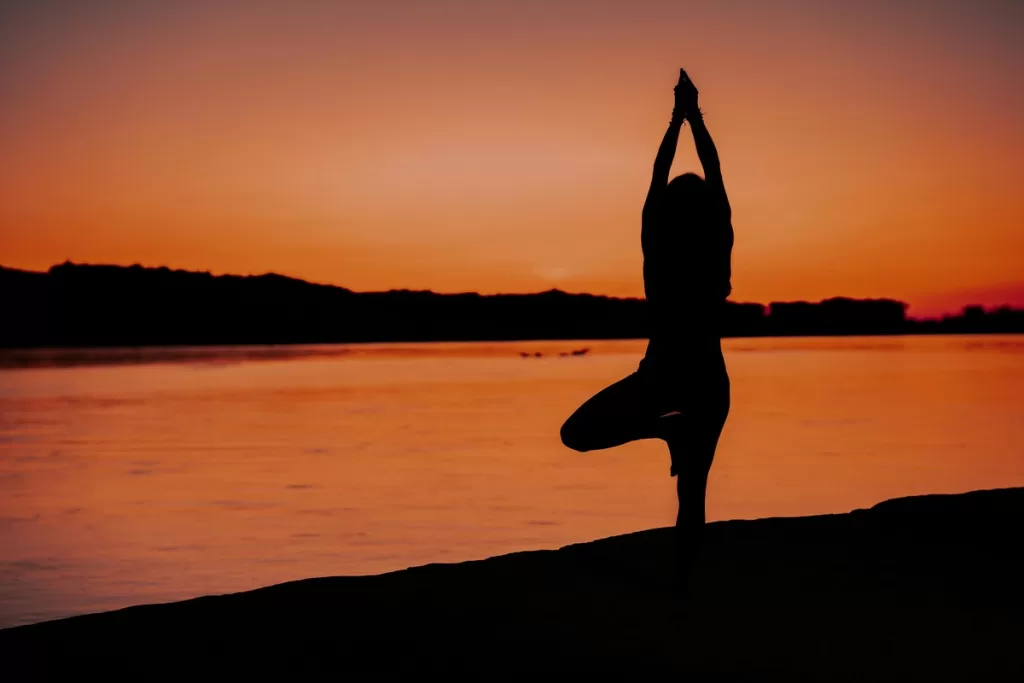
[560,418,591,452]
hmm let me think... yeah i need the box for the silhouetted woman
[560,69,733,586]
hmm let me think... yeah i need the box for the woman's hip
[636,366,727,413]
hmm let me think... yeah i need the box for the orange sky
[1,1,1022,316]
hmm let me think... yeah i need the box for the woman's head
[660,172,710,232]
[657,172,729,294]
[666,172,706,206]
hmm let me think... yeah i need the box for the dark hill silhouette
[2,487,1022,677]
[1,262,1021,348]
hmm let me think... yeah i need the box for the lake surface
[2,335,1022,628]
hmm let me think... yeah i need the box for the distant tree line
[1,263,1021,348]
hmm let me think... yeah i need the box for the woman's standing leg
[663,379,730,591]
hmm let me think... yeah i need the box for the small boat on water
[523,347,589,358]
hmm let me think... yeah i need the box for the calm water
[1,336,1022,628]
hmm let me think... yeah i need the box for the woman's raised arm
[677,70,730,217]
[644,70,689,214]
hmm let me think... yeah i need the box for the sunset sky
[1,0,1021,315]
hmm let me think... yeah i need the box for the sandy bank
[3,487,1023,678]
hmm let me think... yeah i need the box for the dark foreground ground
[3,488,1023,679]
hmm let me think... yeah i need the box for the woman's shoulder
[641,193,665,224]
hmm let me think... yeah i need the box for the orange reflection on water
[1,335,1023,626]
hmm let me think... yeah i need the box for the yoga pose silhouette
[560,69,733,585]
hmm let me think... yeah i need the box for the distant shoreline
[3,262,1022,349]
[2,330,1023,351]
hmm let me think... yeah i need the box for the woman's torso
[640,196,733,384]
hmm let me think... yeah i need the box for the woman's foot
[673,530,697,596]
[658,412,683,475]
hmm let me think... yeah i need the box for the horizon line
[4,260,1021,321]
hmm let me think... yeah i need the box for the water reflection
[1,335,1022,627]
